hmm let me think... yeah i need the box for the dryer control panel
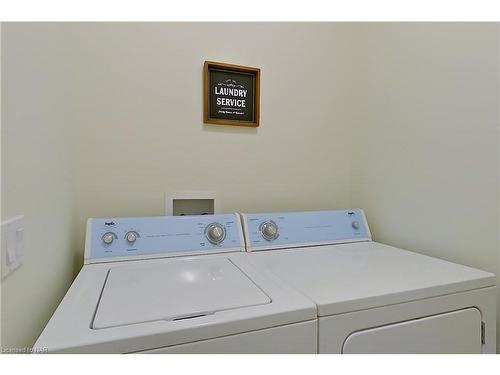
[242,209,371,251]
[85,213,244,263]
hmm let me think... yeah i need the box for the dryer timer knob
[261,221,279,241]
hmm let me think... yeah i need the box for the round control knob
[125,231,138,244]
[260,220,279,241]
[102,232,115,245]
[352,221,360,230]
[205,223,226,245]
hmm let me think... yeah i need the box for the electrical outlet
[1,215,24,280]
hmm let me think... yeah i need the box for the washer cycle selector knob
[102,232,116,245]
[260,220,279,241]
[352,221,360,230]
[205,223,226,245]
[125,231,139,244]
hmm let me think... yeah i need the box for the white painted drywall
[1,24,77,349]
[348,23,499,349]
[66,23,355,261]
[1,22,355,348]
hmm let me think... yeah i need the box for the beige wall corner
[348,22,499,351]
[1,23,77,349]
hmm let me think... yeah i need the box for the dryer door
[342,308,482,354]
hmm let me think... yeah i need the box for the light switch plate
[1,215,24,280]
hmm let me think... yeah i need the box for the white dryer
[241,209,497,353]
[35,214,317,353]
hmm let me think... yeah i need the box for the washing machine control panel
[243,209,371,251]
[86,214,243,263]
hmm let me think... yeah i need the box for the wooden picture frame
[203,61,260,127]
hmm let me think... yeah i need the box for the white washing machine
[241,209,497,353]
[35,214,317,353]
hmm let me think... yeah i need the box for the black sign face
[204,61,260,127]
[209,69,255,122]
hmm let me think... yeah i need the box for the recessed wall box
[165,191,219,216]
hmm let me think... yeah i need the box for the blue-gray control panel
[86,213,243,262]
[242,209,371,251]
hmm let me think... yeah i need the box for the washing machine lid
[248,241,496,316]
[93,257,271,329]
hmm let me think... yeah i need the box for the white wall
[1,24,77,348]
[348,23,499,349]
[1,22,355,348]
[66,23,355,261]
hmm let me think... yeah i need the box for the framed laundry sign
[203,61,260,127]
